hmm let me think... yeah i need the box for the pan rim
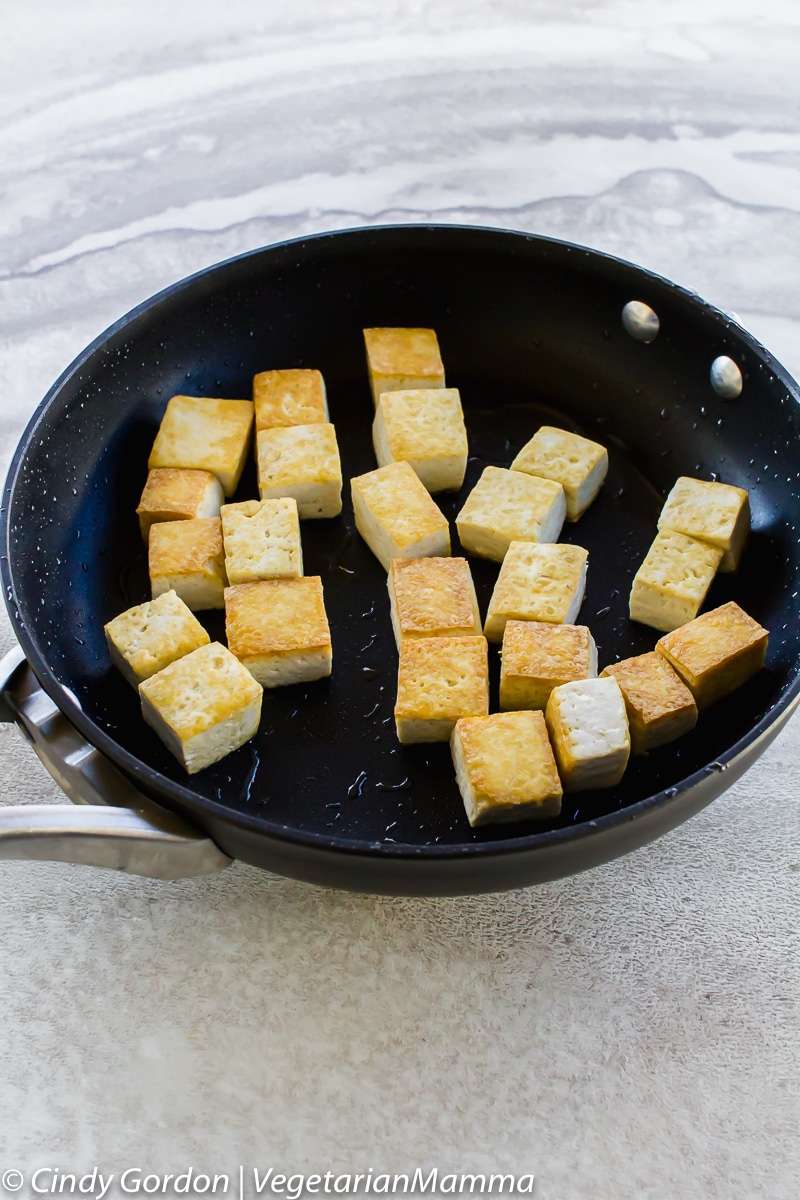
[4,221,800,862]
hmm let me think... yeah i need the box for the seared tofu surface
[351,460,450,570]
[221,497,303,584]
[395,635,489,743]
[149,517,227,611]
[456,466,566,562]
[451,709,563,827]
[139,641,263,775]
[148,395,254,496]
[225,577,332,688]
[601,651,698,754]
[658,476,750,572]
[388,556,481,646]
[136,467,223,540]
[104,589,210,687]
[484,541,588,642]
[256,422,342,518]
[629,528,723,632]
[511,425,608,521]
[363,327,445,407]
[372,387,468,493]
[253,368,329,430]
[500,620,597,711]
[656,600,768,709]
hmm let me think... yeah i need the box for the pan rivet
[710,356,743,399]
[621,300,660,342]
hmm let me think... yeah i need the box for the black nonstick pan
[2,224,799,895]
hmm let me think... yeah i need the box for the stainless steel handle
[0,645,232,879]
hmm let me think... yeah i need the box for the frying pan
[1,224,799,895]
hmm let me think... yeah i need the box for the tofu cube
[351,461,451,571]
[395,635,488,744]
[484,542,589,643]
[136,468,223,540]
[225,577,332,688]
[363,327,445,408]
[148,395,254,496]
[601,652,698,754]
[387,557,481,647]
[499,620,597,712]
[511,425,609,521]
[629,529,723,633]
[451,710,563,827]
[545,677,631,791]
[149,518,227,611]
[253,368,329,431]
[455,466,566,562]
[656,601,769,710]
[372,388,468,493]
[658,476,750,572]
[221,498,302,585]
[256,423,342,518]
[104,589,210,688]
[139,641,262,775]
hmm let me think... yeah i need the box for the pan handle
[0,645,232,879]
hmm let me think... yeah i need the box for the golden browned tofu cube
[148,395,254,496]
[545,677,630,791]
[351,461,451,571]
[395,635,488,744]
[387,557,481,648]
[511,425,608,521]
[451,710,563,827]
[484,541,589,643]
[104,589,210,688]
[136,468,223,540]
[455,466,566,562]
[256,423,342,518]
[221,498,302,585]
[601,651,697,754]
[658,476,750,572]
[499,620,597,712]
[372,388,468,493]
[253,368,329,431]
[363,327,445,408]
[656,601,769,710]
[629,529,723,633]
[139,641,262,775]
[225,577,332,688]
[149,518,227,611]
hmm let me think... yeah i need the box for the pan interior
[5,227,800,850]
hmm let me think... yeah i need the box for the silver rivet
[622,300,660,343]
[710,356,742,399]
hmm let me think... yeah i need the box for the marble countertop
[1,3,798,1197]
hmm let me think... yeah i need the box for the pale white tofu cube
[455,466,566,562]
[499,620,597,712]
[139,641,263,775]
[104,589,210,688]
[253,368,329,430]
[545,677,630,791]
[658,476,750,572]
[601,652,697,754]
[256,423,342,518]
[395,635,488,744]
[451,710,563,827]
[149,518,227,611]
[372,388,468,493]
[511,425,608,521]
[484,542,589,643]
[136,468,223,541]
[148,395,254,496]
[225,577,332,688]
[363,327,445,407]
[221,498,303,585]
[387,557,481,648]
[351,461,451,571]
[656,600,769,710]
[629,529,723,633]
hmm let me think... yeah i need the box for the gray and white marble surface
[1,3,799,1197]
